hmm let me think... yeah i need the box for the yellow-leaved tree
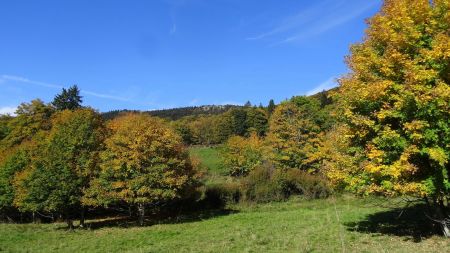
[84,113,199,226]
[329,0,450,235]
[221,133,269,177]
[267,96,331,172]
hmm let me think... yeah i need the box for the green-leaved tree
[13,109,106,228]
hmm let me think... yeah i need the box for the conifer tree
[246,108,269,137]
[267,99,276,115]
[52,85,83,111]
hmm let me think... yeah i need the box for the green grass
[189,146,223,173]
[189,146,229,184]
[1,196,448,253]
[3,149,447,252]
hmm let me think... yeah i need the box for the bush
[199,182,241,209]
[273,168,331,199]
[183,163,332,209]
[241,163,331,203]
[240,163,282,203]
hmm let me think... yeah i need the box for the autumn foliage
[318,0,450,235]
[0,88,200,226]
[85,113,199,225]
[221,133,269,177]
[0,0,449,236]
[327,0,450,198]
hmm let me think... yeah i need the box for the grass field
[2,147,448,252]
[1,196,448,253]
[189,146,228,184]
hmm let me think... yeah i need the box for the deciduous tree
[13,109,106,228]
[0,100,53,149]
[86,113,199,226]
[333,0,450,235]
[267,96,329,172]
[221,133,269,177]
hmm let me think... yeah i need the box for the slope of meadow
[1,196,447,253]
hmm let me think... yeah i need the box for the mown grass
[1,196,448,253]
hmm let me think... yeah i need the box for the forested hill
[102,104,242,120]
[102,89,336,121]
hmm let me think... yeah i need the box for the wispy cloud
[81,90,130,102]
[188,98,199,106]
[170,23,177,34]
[306,77,337,96]
[1,74,130,102]
[247,0,379,44]
[2,75,63,89]
[246,0,334,41]
[169,9,178,35]
[0,106,17,115]
[218,101,243,106]
[280,2,377,44]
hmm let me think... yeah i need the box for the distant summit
[102,88,337,121]
[102,104,242,120]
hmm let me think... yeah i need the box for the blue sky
[0,0,381,113]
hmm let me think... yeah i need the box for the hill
[102,104,242,120]
[102,89,338,121]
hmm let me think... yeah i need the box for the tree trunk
[79,207,85,228]
[138,203,145,226]
[436,202,450,238]
[67,219,74,230]
[442,224,450,238]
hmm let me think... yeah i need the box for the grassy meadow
[189,146,223,173]
[1,147,448,253]
[1,196,448,253]
[189,146,228,184]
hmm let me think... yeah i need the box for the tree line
[0,88,199,227]
[104,100,277,146]
[171,104,272,145]
[103,104,243,121]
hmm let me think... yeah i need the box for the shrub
[240,163,282,203]
[200,182,241,208]
[273,168,331,200]
[241,163,331,203]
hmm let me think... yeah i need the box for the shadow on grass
[82,208,238,230]
[345,203,439,242]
